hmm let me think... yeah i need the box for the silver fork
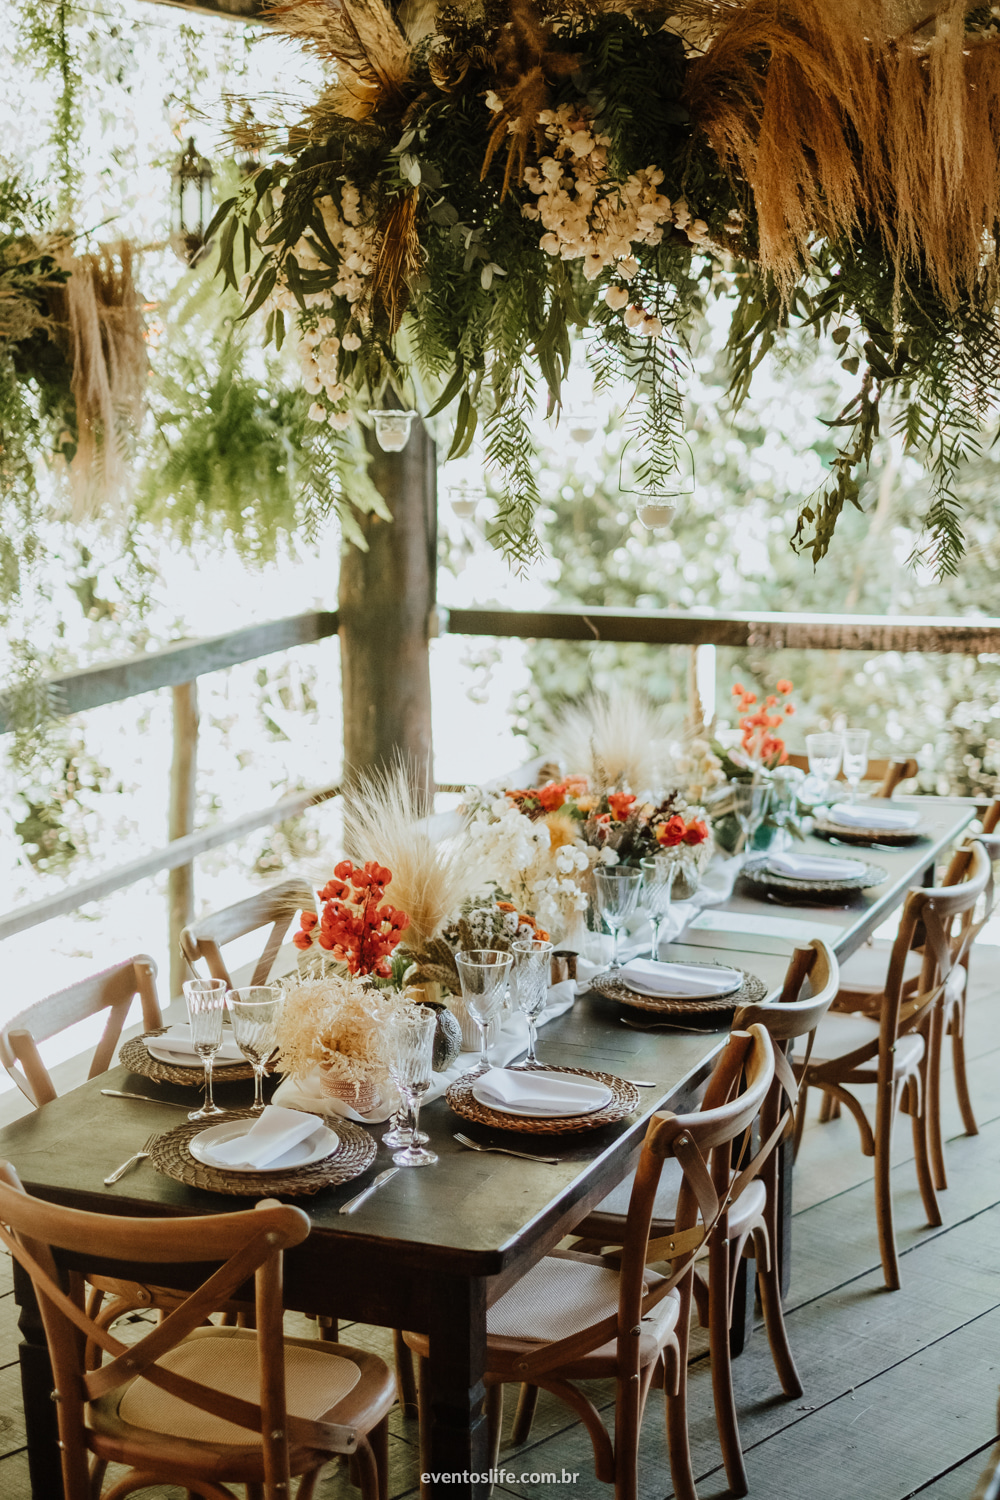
[104,1132,160,1185]
[454,1133,559,1165]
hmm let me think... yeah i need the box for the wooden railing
[3,603,998,987]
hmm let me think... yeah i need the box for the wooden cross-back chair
[0,955,162,1110]
[0,1163,395,1500]
[180,878,316,989]
[405,1025,775,1500]
[551,940,838,1499]
[793,841,992,1290]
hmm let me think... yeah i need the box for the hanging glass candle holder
[566,409,599,444]
[369,409,418,452]
[448,482,485,520]
[634,494,680,530]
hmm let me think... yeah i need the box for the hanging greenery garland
[213,0,1000,573]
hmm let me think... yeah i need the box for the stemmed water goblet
[227,985,282,1114]
[383,1008,430,1150]
[593,866,644,971]
[842,728,871,803]
[639,856,677,960]
[455,950,513,1077]
[388,1008,438,1168]
[731,780,772,858]
[509,938,554,1070]
[768,766,801,853]
[806,732,844,805]
[183,977,229,1122]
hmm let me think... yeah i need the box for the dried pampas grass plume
[549,686,686,796]
[341,762,488,948]
[266,0,413,126]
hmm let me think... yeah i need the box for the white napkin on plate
[475,1068,609,1113]
[828,802,921,831]
[765,851,868,881]
[620,958,743,997]
[206,1106,322,1168]
[146,1024,244,1065]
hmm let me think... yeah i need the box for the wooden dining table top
[0,794,974,1281]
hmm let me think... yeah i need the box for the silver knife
[100,1089,190,1109]
[339,1167,399,1215]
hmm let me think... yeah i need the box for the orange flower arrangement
[295,860,410,978]
[732,679,796,771]
[654,813,710,849]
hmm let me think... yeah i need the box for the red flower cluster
[294,860,410,977]
[732,679,795,770]
[654,814,710,848]
[607,791,637,821]
[506,780,567,816]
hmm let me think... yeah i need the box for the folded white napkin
[828,802,921,831]
[146,1024,244,1065]
[206,1106,322,1168]
[620,958,742,998]
[475,1068,609,1113]
[765,852,867,881]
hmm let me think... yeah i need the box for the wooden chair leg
[245,1485,264,1500]
[511,1382,540,1445]
[691,1268,710,1328]
[613,1366,641,1500]
[754,1230,803,1399]
[874,1091,901,1291]
[910,1085,943,1229]
[316,1315,339,1342]
[817,1092,835,1123]
[664,1288,698,1500]
[926,1006,948,1193]
[371,1416,390,1500]
[393,1328,419,1417]
[792,1083,809,1158]
[709,1238,748,1497]
[353,1434,381,1500]
[417,1355,431,1500]
[952,1008,979,1136]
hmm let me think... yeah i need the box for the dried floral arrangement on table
[403,894,549,990]
[213,0,1000,572]
[275,971,416,1108]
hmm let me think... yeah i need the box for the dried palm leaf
[266,0,413,124]
[368,189,421,334]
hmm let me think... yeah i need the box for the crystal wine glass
[731,780,772,857]
[768,766,801,853]
[842,728,871,804]
[455,950,513,1077]
[227,986,282,1114]
[593,866,644,971]
[388,1008,438,1168]
[510,938,554,1070]
[183,977,228,1122]
[806,732,844,804]
[383,1008,429,1150]
[639,856,677,960]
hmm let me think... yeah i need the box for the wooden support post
[339,420,436,795]
[168,680,198,998]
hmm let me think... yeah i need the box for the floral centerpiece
[275,972,414,1112]
[713,679,803,851]
[294,859,410,976]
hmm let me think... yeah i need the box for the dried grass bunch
[549,685,686,796]
[342,762,488,948]
[275,970,414,1098]
[56,241,147,516]
[684,0,1000,306]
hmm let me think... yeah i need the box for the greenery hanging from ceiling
[212,0,1000,574]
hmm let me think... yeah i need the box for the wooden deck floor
[0,949,997,1500]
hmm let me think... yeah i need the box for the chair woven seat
[112,1327,363,1447]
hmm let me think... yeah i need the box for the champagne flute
[731,780,772,857]
[806,732,843,804]
[455,950,513,1077]
[639,856,677,960]
[593,866,644,971]
[183,978,228,1122]
[842,728,871,804]
[227,986,282,1114]
[510,938,554,1070]
[389,1008,438,1168]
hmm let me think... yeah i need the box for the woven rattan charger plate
[590,965,769,1017]
[812,817,930,848]
[119,1031,258,1087]
[741,856,888,897]
[446,1067,640,1135]
[147,1109,376,1197]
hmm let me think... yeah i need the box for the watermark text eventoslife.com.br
[420,1470,580,1485]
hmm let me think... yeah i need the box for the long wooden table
[1,797,975,1500]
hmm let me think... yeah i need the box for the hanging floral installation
[213,0,1000,572]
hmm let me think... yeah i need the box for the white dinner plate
[146,1024,246,1069]
[472,1070,613,1119]
[189,1118,339,1173]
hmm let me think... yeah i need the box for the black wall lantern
[170,137,214,266]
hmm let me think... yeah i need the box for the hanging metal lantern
[170,137,214,266]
